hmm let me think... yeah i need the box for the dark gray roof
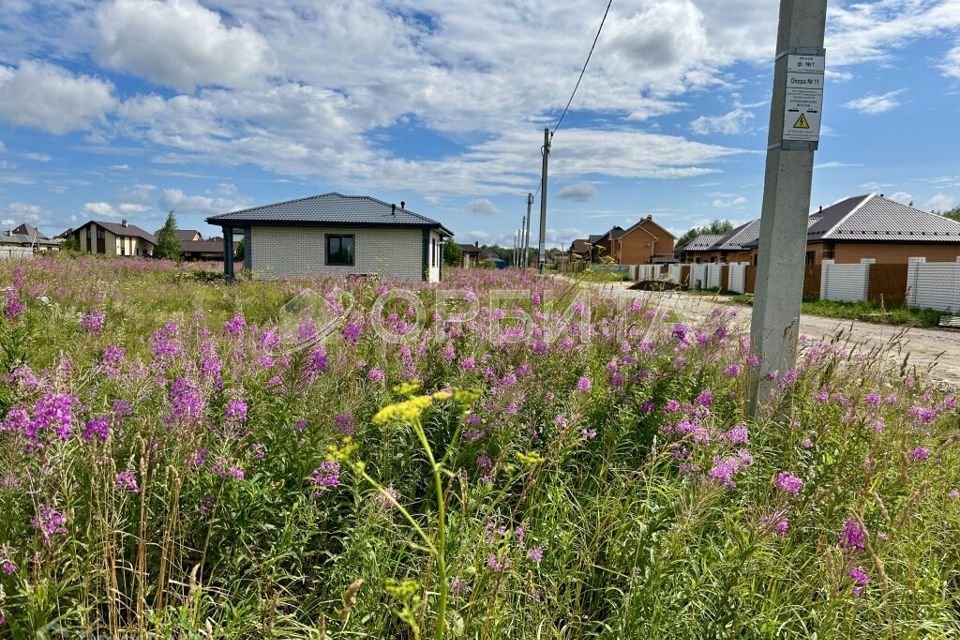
[0,231,58,247]
[206,192,452,235]
[11,223,49,240]
[587,234,604,243]
[457,243,481,254]
[715,219,761,251]
[678,233,724,251]
[75,220,157,244]
[608,226,626,239]
[805,194,960,243]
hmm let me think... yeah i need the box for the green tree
[443,240,462,267]
[154,211,183,261]
[942,206,960,223]
[676,219,734,249]
[234,237,245,261]
[61,235,80,253]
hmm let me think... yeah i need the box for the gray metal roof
[678,233,724,251]
[715,219,761,251]
[206,192,452,235]
[587,234,604,243]
[806,194,960,243]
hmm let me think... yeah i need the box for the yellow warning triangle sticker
[793,113,810,129]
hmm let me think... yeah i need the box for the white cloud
[926,193,956,212]
[0,60,116,134]
[3,202,46,223]
[96,0,274,91]
[467,199,499,216]
[110,164,131,171]
[815,161,863,170]
[556,183,598,203]
[843,90,904,115]
[690,108,755,135]
[943,45,960,78]
[83,201,150,218]
[158,187,247,215]
[1,218,14,226]
[887,191,913,206]
[712,195,747,209]
[23,152,51,162]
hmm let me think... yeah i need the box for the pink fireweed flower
[81,311,105,333]
[761,513,789,536]
[377,486,399,509]
[115,470,140,494]
[486,553,511,573]
[864,392,880,406]
[82,416,110,442]
[949,490,960,500]
[723,425,749,445]
[580,428,597,440]
[849,567,868,596]
[224,314,246,337]
[774,472,803,496]
[576,376,592,392]
[908,447,930,462]
[724,364,741,377]
[225,399,248,424]
[1,559,16,575]
[665,400,681,413]
[310,461,341,495]
[839,519,867,551]
[32,507,68,543]
[334,413,356,436]
[527,547,544,564]
[367,368,386,382]
[801,438,814,449]
[695,390,713,407]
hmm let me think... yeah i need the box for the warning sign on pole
[782,54,824,144]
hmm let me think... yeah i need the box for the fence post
[859,258,875,301]
[906,257,925,308]
[819,260,833,300]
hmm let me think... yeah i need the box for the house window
[326,234,355,266]
[805,251,815,267]
[97,228,105,240]
[431,239,436,267]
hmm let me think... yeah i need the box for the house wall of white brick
[906,258,960,313]
[249,225,431,281]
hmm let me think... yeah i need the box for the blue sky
[0,0,958,247]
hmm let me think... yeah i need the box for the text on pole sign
[782,54,825,144]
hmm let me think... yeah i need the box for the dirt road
[587,281,960,387]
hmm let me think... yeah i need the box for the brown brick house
[153,229,226,261]
[591,216,675,264]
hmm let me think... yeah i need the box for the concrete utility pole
[523,192,533,271]
[749,0,828,414]
[537,128,551,274]
[517,216,527,267]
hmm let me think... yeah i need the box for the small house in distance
[206,193,453,282]
[458,242,482,268]
[155,229,226,261]
[1,223,60,256]
[63,220,156,256]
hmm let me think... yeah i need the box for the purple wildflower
[310,461,341,495]
[576,376,591,392]
[839,519,867,551]
[909,447,930,462]
[367,368,386,382]
[527,547,544,564]
[82,416,110,442]
[115,470,140,494]
[849,567,868,596]
[774,472,803,497]
[32,507,68,543]
[81,311,105,333]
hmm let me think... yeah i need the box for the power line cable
[551,0,614,137]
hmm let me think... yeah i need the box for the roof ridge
[212,192,343,217]
[820,194,874,240]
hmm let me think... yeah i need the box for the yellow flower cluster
[372,394,434,425]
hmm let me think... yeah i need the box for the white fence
[635,264,660,281]
[0,247,34,259]
[906,258,960,313]
[820,259,872,303]
[727,262,749,294]
[689,263,707,289]
[668,264,683,283]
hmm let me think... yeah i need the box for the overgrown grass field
[1,257,959,638]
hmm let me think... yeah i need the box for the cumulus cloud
[0,60,116,134]
[83,201,150,218]
[467,199,499,216]
[926,193,956,212]
[158,187,247,215]
[843,90,904,115]
[3,202,45,222]
[556,183,598,203]
[887,191,913,206]
[96,0,274,91]
[23,152,51,162]
[690,108,755,135]
[712,195,747,209]
[943,44,960,78]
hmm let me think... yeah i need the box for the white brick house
[206,193,453,282]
